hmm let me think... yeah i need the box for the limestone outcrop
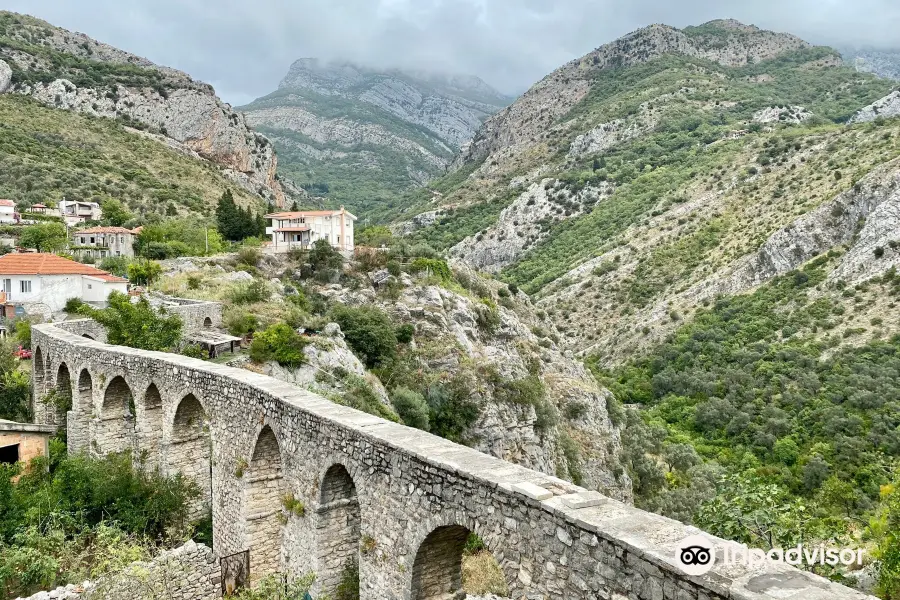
[851,90,900,123]
[0,58,11,93]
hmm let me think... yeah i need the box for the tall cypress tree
[216,190,240,241]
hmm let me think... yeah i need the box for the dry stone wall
[14,541,218,600]
[32,321,877,600]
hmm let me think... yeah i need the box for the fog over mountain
[4,0,899,104]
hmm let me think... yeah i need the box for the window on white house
[87,284,92,290]
[90,237,95,244]
[20,280,31,293]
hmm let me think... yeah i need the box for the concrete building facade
[265,208,356,253]
[72,226,138,259]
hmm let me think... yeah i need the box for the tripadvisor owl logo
[675,535,716,575]
[674,534,866,575]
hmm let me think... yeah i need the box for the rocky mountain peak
[241,59,509,213]
[455,19,815,169]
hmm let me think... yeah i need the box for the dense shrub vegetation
[595,257,900,585]
[0,448,201,598]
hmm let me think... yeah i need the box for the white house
[0,253,128,315]
[264,207,356,253]
[0,200,16,224]
[59,200,102,226]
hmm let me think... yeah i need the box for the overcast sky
[4,0,899,105]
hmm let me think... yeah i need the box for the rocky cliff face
[851,90,900,123]
[309,262,630,501]
[239,59,511,213]
[841,47,900,80]
[160,254,631,502]
[0,11,288,207]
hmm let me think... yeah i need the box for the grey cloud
[3,0,899,105]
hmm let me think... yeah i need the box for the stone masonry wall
[32,322,877,600]
[150,295,222,332]
[14,541,218,600]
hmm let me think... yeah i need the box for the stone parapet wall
[148,295,222,332]
[32,322,877,600]
[14,541,218,600]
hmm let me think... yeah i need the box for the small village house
[0,253,128,316]
[59,200,102,226]
[0,200,16,224]
[264,207,356,253]
[72,226,138,259]
[1,420,54,479]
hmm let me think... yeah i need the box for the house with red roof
[264,207,356,253]
[0,253,128,316]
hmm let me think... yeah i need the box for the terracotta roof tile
[0,200,15,207]
[0,253,126,281]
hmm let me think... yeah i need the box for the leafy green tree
[391,387,429,430]
[98,256,131,278]
[330,305,397,368]
[78,292,182,351]
[696,474,813,550]
[249,324,309,367]
[356,225,394,248]
[663,443,701,472]
[136,219,223,257]
[126,260,162,285]
[309,239,344,272]
[0,340,32,422]
[100,198,133,227]
[20,223,67,253]
[0,449,200,597]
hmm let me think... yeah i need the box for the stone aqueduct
[32,321,872,600]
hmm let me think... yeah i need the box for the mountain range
[239,59,511,219]
[2,10,899,595]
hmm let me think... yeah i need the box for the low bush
[249,324,309,367]
[391,387,429,430]
[330,305,398,367]
[229,280,270,305]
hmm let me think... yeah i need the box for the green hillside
[398,22,900,594]
[0,94,264,215]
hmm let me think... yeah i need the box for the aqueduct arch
[170,393,212,514]
[410,525,471,600]
[97,376,136,455]
[243,425,284,581]
[54,363,73,425]
[31,321,870,600]
[32,346,45,409]
[138,383,164,469]
[76,369,93,415]
[317,464,361,597]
